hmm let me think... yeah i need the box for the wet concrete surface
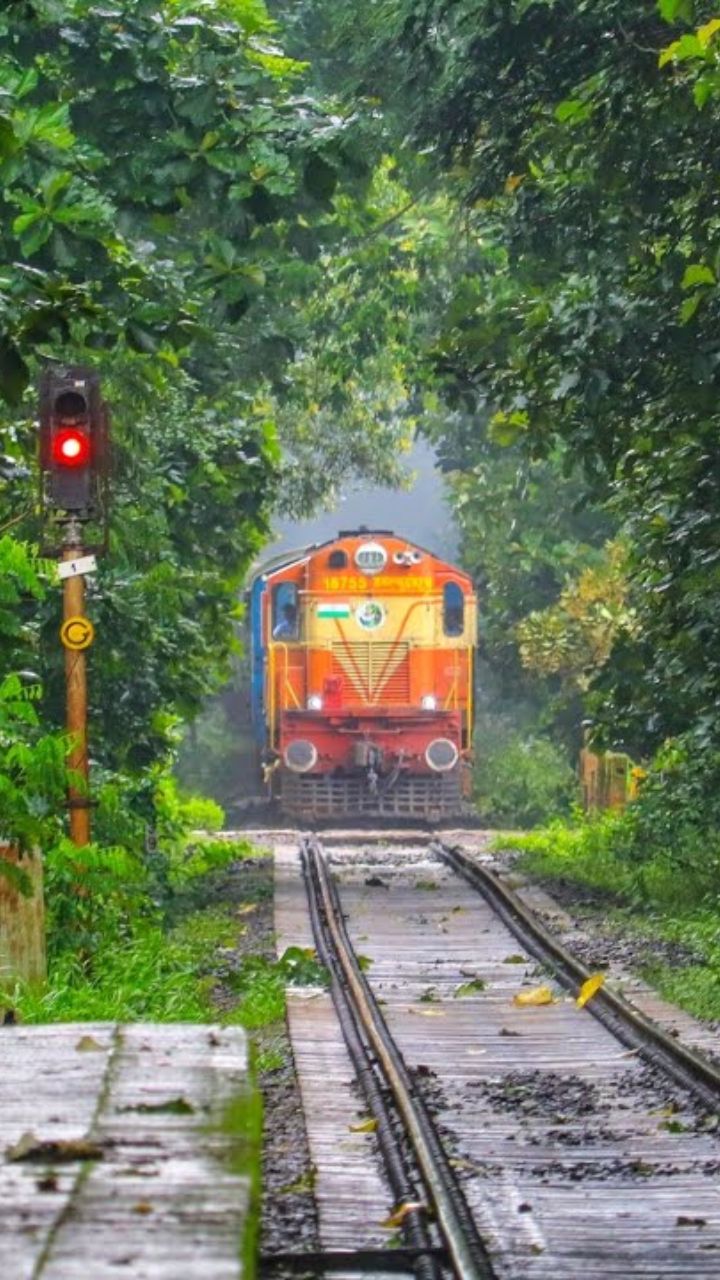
[204,856,320,1269]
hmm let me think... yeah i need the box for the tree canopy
[299,0,720,759]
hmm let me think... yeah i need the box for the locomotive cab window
[328,549,347,568]
[443,582,464,636]
[272,582,299,640]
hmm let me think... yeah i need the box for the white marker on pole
[57,554,98,581]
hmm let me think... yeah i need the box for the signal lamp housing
[39,367,108,516]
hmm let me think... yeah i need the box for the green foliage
[223,955,287,1029]
[614,736,720,876]
[171,837,259,886]
[0,541,70,851]
[504,798,720,1021]
[0,0,439,788]
[15,912,224,1023]
[43,838,158,963]
[156,780,225,838]
[474,723,578,827]
[277,944,329,986]
[9,829,276,1026]
[505,756,720,906]
[517,541,633,691]
[305,0,720,775]
[446,441,615,705]
[176,693,258,810]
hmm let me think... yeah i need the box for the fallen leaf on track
[513,985,555,1007]
[576,972,605,1008]
[349,1118,377,1133]
[381,1200,426,1228]
[454,979,487,997]
[7,1133,106,1163]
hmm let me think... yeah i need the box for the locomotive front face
[256,531,476,818]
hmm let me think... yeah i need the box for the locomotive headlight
[284,740,318,773]
[421,694,438,711]
[307,694,323,711]
[426,738,459,772]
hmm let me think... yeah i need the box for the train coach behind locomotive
[249,529,476,819]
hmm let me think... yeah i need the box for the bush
[474,727,578,827]
[619,736,720,877]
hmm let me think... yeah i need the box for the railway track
[264,831,720,1278]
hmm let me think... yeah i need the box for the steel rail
[300,844,442,1280]
[438,841,720,1111]
[303,838,497,1280]
[261,1246,449,1273]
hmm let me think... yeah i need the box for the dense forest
[2,0,720,957]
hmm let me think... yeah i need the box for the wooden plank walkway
[0,1023,256,1279]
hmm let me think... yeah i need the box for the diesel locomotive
[249,528,476,819]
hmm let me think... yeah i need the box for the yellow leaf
[697,17,720,47]
[349,1117,377,1133]
[576,972,605,1008]
[408,1006,446,1016]
[513,985,555,1007]
[505,173,525,194]
[658,39,680,67]
[381,1200,426,1228]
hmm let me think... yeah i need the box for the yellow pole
[62,521,90,846]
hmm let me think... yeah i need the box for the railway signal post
[39,366,109,847]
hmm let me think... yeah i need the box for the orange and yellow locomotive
[249,528,476,819]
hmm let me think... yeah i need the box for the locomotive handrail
[466,645,473,750]
[268,640,302,717]
[268,641,276,748]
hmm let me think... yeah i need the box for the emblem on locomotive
[354,541,387,574]
[355,600,385,630]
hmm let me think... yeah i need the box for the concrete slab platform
[0,1023,257,1280]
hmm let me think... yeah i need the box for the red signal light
[52,427,91,469]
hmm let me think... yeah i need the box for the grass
[497,817,720,1022]
[2,836,290,1033]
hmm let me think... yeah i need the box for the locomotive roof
[250,527,469,583]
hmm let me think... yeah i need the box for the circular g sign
[60,615,95,651]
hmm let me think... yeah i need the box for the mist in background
[270,439,458,559]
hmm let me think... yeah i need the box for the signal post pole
[62,518,91,847]
[40,366,107,849]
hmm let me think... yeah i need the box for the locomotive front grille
[331,641,410,704]
[281,769,461,819]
